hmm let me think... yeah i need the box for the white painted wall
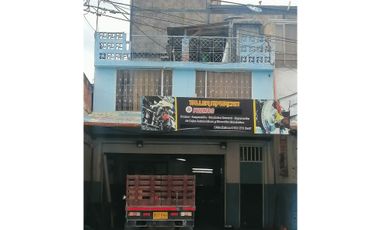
[274,68,297,123]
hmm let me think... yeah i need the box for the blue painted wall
[172,69,196,97]
[252,70,274,99]
[93,67,117,112]
[92,67,275,112]
[96,60,273,71]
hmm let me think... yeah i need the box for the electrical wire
[84,14,96,31]
[89,4,297,44]
[105,1,298,43]
[239,29,297,43]
[194,11,208,23]
[130,12,197,26]
[89,2,195,27]
[111,3,167,49]
[86,9,167,31]
[92,2,167,33]
[88,8,298,58]
[88,1,297,43]
[87,1,298,60]
[104,0,207,25]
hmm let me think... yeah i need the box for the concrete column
[89,140,104,203]
[252,70,274,99]
[225,142,240,228]
[172,69,196,97]
[93,67,117,112]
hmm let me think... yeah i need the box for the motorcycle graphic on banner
[141,96,176,131]
[254,100,291,134]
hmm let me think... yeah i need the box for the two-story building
[84,2,297,230]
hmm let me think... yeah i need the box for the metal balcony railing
[95,32,274,65]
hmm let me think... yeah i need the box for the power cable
[87,1,298,60]
[87,2,167,33]
[89,1,298,44]
[109,1,298,43]
[239,29,297,43]
[86,9,167,31]
[104,0,206,25]
[275,52,297,56]
[88,10,298,59]
[85,4,121,14]
[194,11,208,23]
[84,14,96,31]
[115,8,197,27]
[83,0,91,15]
[111,3,167,50]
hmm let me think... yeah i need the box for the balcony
[94,32,274,68]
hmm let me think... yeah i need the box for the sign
[153,212,168,220]
[177,97,254,132]
[141,96,292,134]
[255,99,291,134]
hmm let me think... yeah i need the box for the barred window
[240,146,263,162]
[116,69,172,111]
[195,71,251,99]
[275,23,297,68]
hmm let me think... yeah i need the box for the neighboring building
[83,73,93,114]
[85,2,297,230]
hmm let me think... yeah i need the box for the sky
[83,0,299,83]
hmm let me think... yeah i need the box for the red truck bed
[125,175,196,229]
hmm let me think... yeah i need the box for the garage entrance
[105,153,225,230]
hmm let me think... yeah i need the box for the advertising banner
[255,99,291,134]
[177,97,254,132]
[141,96,176,131]
[141,96,292,134]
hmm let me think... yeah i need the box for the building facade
[84,1,297,230]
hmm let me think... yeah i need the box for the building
[84,73,93,114]
[84,1,297,230]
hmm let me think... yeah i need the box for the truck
[124,175,196,230]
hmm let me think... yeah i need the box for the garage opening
[105,153,225,230]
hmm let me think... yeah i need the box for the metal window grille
[195,71,251,99]
[116,70,172,111]
[275,23,297,68]
[240,146,263,162]
[95,32,273,65]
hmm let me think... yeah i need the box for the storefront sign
[177,97,254,132]
[141,96,292,134]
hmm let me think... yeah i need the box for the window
[116,69,172,111]
[275,23,297,68]
[195,71,251,99]
[240,146,263,162]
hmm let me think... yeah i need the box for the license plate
[153,212,168,220]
